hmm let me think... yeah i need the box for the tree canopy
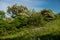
[7,4,28,18]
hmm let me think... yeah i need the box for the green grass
[0,19,60,40]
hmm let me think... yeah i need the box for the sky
[0,0,60,13]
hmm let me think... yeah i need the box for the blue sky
[0,0,60,13]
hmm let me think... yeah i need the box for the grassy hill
[0,4,60,40]
[0,19,60,40]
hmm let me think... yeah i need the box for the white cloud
[0,0,45,12]
[0,2,8,12]
[21,0,45,5]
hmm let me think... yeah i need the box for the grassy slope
[0,19,60,40]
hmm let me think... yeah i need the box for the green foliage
[0,4,60,40]
[27,13,41,26]
[13,15,28,28]
[0,19,60,40]
[7,4,28,18]
[40,9,55,21]
[0,11,5,19]
[56,12,60,18]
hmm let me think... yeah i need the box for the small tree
[40,9,55,21]
[7,4,28,18]
[0,11,5,19]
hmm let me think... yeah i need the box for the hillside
[0,4,60,40]
[0,19,60,40]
